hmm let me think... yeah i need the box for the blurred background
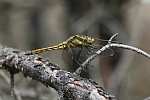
[0,0,150,100]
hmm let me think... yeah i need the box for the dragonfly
[28,35,116,65]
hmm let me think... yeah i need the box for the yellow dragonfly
[28,35,116,65]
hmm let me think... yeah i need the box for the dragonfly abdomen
[31,42,67,54]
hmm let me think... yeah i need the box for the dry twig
[75,33,150,75]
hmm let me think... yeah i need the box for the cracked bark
[0,44,115,100]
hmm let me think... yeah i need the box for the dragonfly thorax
[75,35,95,46]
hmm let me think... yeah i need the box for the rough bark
[0,44,115,100]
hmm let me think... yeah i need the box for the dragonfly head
[85,36,94,45]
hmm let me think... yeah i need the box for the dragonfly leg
[74,46,91,67]
[75,47,83,60]
[67,44,73,55]
[85,46,95,55]
[76,58,94,67]
[74,46,94,68]
[67,44,75,64]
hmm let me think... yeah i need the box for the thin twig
[10,72,14,100]
[108,33,118,44]
[0,71,22,100]
[75,33,150,75]
[144,96,150,100]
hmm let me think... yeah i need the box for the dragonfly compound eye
[85,37,94,44]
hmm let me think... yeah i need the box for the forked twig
[75,33,150,75]
[108,33,118,44]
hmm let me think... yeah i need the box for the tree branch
[0,44,115,100]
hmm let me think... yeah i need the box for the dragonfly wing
[101,48,114,58]
[62,49,73,65]
[92,38,117,57]
[85,46,114,58]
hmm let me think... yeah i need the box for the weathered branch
[0,44,115,100]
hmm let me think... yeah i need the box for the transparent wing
[62,48,86,65]
[85,45,114,58]
[100,47,114,58]
[87,38,116,57]
[62,49,73,65]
